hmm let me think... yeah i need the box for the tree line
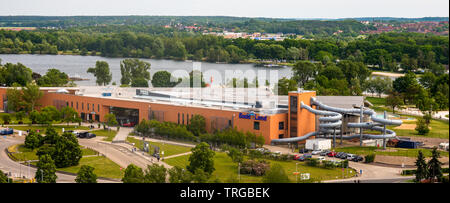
[1,29,447,67]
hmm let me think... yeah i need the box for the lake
[0,54,293,86]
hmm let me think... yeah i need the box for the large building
[0,86,365,145]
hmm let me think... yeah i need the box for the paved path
[112,127,133,143]
[129,136,196,148]
[78,137,172,170]
[0,136,117,183]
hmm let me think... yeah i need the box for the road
[0,136,118,183]
[78,137,171,170]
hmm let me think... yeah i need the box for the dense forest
[0,28,448,70]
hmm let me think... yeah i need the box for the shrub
[2,114,11,124]
[364,154,376,163]
[322,160,336,169]
[415,118,430,135]
[306,158,319,167]
[340,160,349,168]
[240,160,270,176]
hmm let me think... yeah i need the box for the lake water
[0,54,293,86]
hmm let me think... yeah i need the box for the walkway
[0,136,118,183]
[112,127,133,143]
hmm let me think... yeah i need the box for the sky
[0,0,448,19]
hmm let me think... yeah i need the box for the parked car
[320,150,330,156]
[297,156,306,161]
[352,155,364,162]
[346,154,356,160]
[293,154,302,160]
[77,132,96,139]
[299,148,308,154]
[327,151,337,157]
[335,152,344,158]
[303,153,312,159]
[317,157,326,162]
[311,150,322,155]
[122,122,136,127]
[256,148,270,153]
[339,153,348,159]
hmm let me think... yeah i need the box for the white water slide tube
[271,97,402,144]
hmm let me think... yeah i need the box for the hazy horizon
[0,0,448,19]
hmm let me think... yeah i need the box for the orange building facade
[0,87,317,145]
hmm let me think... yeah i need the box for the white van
[346,154,356,160]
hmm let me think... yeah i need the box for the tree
[53,132,83,168]
[36,68,69,87]
[2,114,11,124]
[0,169,8,183]
[20,83,43,113]
[414,150,427,183]
[168,166,193,183]
[226,147,243,163]
[144,164,167,183]
[87,61,112,86]
[287,47,301,61]
[5,84,23,112]
[187,142,215,176]
[24,131,41,149]
[427,148,443,182]
[61,106,81,126]
[122,164,144,183]
[40,106,61,123]
[75,165,98,183]
[415,117,430,135]
[120,59,151,86]
[15,111,26,124]
[35,154,57,183]
[104,113,118,128]
[292,61,317,87]
[151,71,180,87]
[385,91,404,114]
[191,169,210,183]
[277,77,298,95]
[187,115,206,136]
[262,163,290,183]
[0,63,33,86]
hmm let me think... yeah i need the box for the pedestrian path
[112,127,133,143]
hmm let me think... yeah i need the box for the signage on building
[238,112,267,121]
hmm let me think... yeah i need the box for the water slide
[271,97,402,145]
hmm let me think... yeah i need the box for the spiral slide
[271,97,402,145]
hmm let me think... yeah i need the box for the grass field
[8,144,121,179]
[9,125,90,134]
[334,146,449,157]
[387,116,449,139]
[57,156,123,179]
[91,130,117,142]
[164,152,355,183]
[127,137,192,157]
[8,144,99,161]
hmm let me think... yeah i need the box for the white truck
[305,139,331,151]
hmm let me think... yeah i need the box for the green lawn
[57,156,123,179]
[0,112,32,124]
[127,137,192,157]
[334,146,449,158]
[9,144,122,179]
[8,144,99,161]
[387,117,449,139]
[9,125,89,134]
[164,152,356,183]
[91,130,117,142]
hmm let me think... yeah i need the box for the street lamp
[238,162,241,183]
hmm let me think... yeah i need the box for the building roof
[316,96,364,109]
